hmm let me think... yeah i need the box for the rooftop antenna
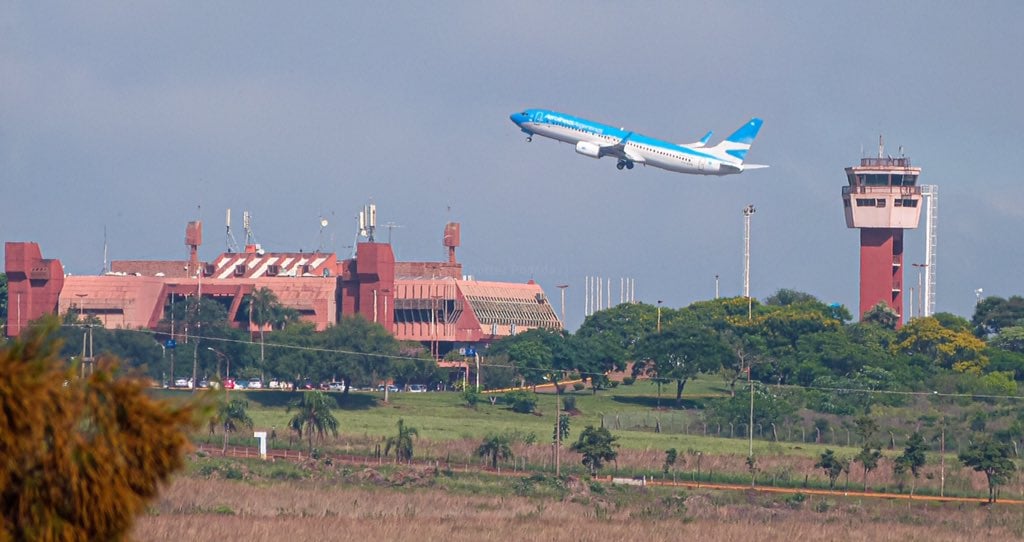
[102,225,109,274]
[384,221,403,244]
[358,203,377,242]
[242,211,263,254]
[225,208,239,253]
[317,215,329,252]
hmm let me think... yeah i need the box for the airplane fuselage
[510,109,764,176]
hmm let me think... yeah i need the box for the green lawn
[172,378,863,459]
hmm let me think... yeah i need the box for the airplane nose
[510,112,525,125]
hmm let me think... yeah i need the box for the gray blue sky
[3,2,1022,329]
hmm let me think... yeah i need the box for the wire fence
[599,412,1020,456]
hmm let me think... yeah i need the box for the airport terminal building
[4,219,562,358]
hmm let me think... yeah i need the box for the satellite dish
[320,218,329,228]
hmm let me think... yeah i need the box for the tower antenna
[225,209,239,253]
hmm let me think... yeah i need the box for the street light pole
[556,284,569,329]
[743,204,756,320]
[656,300,663,333]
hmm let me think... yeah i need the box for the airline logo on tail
[509,109,767,176]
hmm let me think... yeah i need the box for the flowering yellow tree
[892,316,988,373]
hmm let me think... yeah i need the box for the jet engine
[575,141,602,158]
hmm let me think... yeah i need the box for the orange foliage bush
[0,318,201,541]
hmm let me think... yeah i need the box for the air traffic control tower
[842,144,922,327]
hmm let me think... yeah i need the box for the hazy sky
[3,2,1022,330]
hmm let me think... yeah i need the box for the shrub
[504,390,537,414]
[562,395,577,412]
[573,382,586,391]
[622,376,636,385]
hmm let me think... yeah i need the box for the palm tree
[216,398,254,452]
[287,391,339,453]
[476,434,514,469]
[384,418,419,463]
[247,287,282,380]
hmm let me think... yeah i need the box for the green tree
[972,295,1024,336]
[862,302,899,330]
[215,398,254,452]
[894,431,927,496]
[959,437,1017,503]
[570,425,618,476]
[990,326,1024,354]
[663,448,679,476]
[476,434,514,469]
[554,413,570,444]
[635,319,730,406]
[854,444,882,491]
[385,418,419,463]
[287,391,340,452]
[815,449,844,490]
[1,318,199,540]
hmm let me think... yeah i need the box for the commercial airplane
[509,109,767,176]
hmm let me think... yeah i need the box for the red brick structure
[5,221,561,357]
[4,242,65,337]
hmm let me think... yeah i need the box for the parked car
[328,381,345,391]
[174,378,190,388]
[247,379,263,389]
[234,380,248,390]
[408,384,427,393]
[223,378,236,390]
[268,380,281,389]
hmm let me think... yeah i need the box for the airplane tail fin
[707,118,763,164]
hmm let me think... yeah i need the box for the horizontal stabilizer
[683,131,713,148]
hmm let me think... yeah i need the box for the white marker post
[254,431,268,460]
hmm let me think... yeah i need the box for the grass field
[171,379,1024,501]
[133,457,1024,542]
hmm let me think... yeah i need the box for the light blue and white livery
[509,109,767,176]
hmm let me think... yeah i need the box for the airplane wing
[597,133,646,163]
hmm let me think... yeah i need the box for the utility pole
[748,367,754,457]
[656,300,663,333]
[555,388,561,477]
[715,274,720,300]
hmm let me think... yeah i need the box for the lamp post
[911,263,927,318]
[656,300,663,333]
[207,347,230,399]
[556,284,569,329]
[743,204,756,320]
[715,275,719,300]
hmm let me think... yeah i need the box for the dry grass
[133,466,1024,542]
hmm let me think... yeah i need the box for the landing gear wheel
[526,136,532,142]
[626,161,634,170]
[616,161,626,170]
